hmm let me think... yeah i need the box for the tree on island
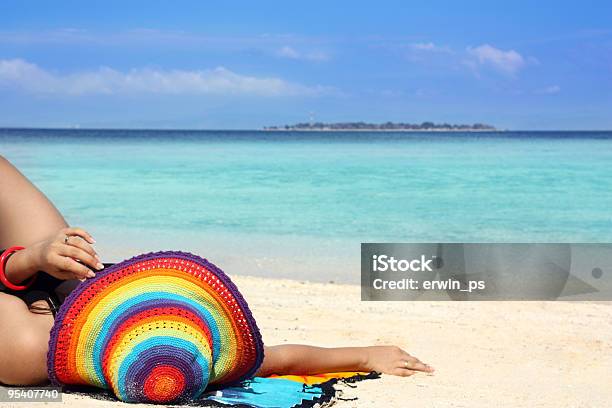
[265,121,496,131]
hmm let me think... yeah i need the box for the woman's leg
[0,155,68,384]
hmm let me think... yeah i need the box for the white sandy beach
[2,275,611,408]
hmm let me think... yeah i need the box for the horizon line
[1,126,612,132]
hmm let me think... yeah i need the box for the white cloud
[411,42,436,51]
[535,84,561,94]
[277,45,301,59]
[276,46,329,61]
[0,59,328,96]
[409,42,450,53]
[0,29,335,63]
[466,44,526,75]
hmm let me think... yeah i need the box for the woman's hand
[26,227,103,281]
[364,346,434,377]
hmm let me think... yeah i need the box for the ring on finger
[404,361,409,368]
[64,235,70,244]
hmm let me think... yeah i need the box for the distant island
[264,121,497,131]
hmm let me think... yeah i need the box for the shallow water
[2,129,611,281]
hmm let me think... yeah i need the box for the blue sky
[0,1,610,129]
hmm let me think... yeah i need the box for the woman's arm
[0,156,101,285]
[256,344,434,377]
[3,248,40,283]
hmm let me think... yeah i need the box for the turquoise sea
[2,129,611,282]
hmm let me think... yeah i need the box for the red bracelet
[0,246,37,291]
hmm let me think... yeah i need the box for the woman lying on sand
[0,155,433,386]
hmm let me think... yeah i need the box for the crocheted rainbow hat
[47,251,264,404]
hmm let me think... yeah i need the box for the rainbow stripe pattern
[47,251,264,404]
